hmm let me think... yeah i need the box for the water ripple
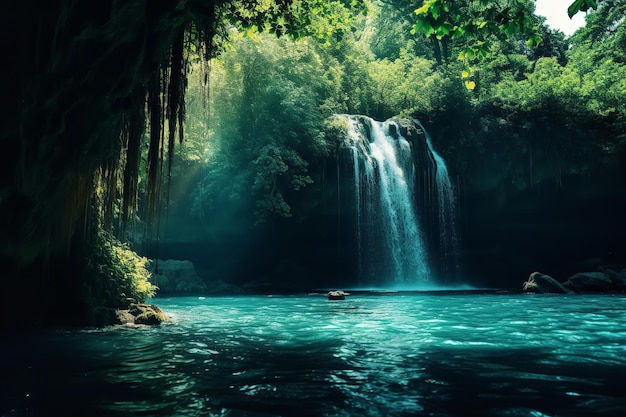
[2,294,626,416]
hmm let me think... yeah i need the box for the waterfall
[340,115,459,288]
[415,120,460,277]
[342,115,431,287]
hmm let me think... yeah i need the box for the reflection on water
[2,293,626,416]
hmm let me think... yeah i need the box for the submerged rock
[328,290,349,300]
[522,272,573,294]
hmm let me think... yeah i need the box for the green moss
[129,303,169,325]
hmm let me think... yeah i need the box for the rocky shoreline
[92,303,169,327]
[522,269,626,294]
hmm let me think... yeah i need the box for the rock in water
[562,272,614,293]
[328,290,349,300]
[91,304,168,327]
[128,303,169,325]
[522,272,573,294]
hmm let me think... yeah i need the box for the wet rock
[128,303,169,325]
[562,272,614,293]
[114,309,135,325]
[328,290,349,300]
[522,272,573,294]
[91,304,169,327]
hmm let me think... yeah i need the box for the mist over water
[3,294,625,417]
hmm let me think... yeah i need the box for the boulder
[522,272,573,294]
[128,303,169,325]
[90,305,167,327]
[562,272,615,293]
[328,290,349,300]
[148,259,207,294]
[115,309,136,325]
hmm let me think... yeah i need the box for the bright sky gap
[535,0,587,36]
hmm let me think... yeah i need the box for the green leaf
[422,20,435,37]
[568,0,586,18]
[451,26,465,39]
[436,25,450,38]
[525,34,542,48]
[411,21,424,35]
[431,4,441,20]
[415,4,430,16]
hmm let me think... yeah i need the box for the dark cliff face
[428,113,626,287]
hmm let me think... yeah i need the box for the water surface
[2,293,626,416]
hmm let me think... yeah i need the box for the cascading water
[340,114,459,288]
[415,119,460,277]
[343,115,431,287]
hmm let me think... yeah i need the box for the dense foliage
[181,0,625,231]
[84,230,156,310]
[190,35,334,225]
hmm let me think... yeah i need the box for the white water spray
[344,115,431,286]
[342,115,459,287]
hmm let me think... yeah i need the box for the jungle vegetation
[186,0,625,226]
[1,0,624,326]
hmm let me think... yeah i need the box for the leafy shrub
[84,229,156,309]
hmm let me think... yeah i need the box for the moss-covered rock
[90,304,168,327]
[128,303,169,325]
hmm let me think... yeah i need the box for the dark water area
[2,293,626,417]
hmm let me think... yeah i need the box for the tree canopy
[176,0,625,234]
